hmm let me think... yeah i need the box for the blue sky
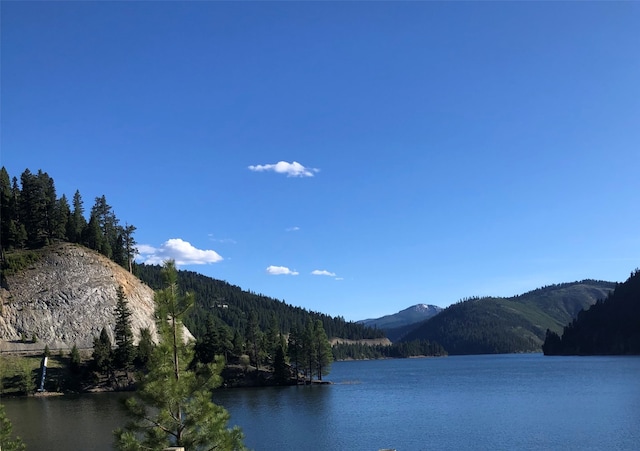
[2,1,639,321]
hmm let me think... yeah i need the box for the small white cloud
[311,269,337,277]
[335,277,344,281]
[286,226,300,232]
[136,238,223,266]
[248,161,319,177]
[266,265,299,276]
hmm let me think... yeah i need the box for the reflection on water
[3,355,640,451]
[3,392,130,451]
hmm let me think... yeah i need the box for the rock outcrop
[0,243,177,353]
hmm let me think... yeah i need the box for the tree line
[332,339,447,360]
[543,270,640,355]
[0,167,137,272]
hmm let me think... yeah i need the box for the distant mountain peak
[359,303,443,331]
[408,304,437,312]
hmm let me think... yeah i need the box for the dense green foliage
[135,264,385,343]
[401,281,615,355]
[115,261,245,450]
[332,340,447,360]
[287,320,333,381]
[543,270,640,355]
[0,167,136,273]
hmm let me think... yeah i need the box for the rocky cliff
[1,243,166,353]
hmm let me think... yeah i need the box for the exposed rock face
[0,243,185,353]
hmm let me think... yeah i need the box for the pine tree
[193,317,220,365]
[115,260,246,450]
[135,327,154,369]
[272,342,289,385]
[246,311,261,370]
[313,320,333,381]
[287,326,302,383]
[0,166,12,250]
[55,194,71,241]
[114,286,135,370]
[122,223,137,273]
[68,190,87,243]
[91,195,119,259]
[83,213,104,252]
[70,344,82,373]
[93,326,113,375]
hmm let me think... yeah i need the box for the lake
[3,354,640,450]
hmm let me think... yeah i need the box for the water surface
[4,354,639,450]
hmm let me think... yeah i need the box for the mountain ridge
[401,280,616,354]
[358,303,443,330]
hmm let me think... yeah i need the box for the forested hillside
[135,264,385,342]
[401,280,615,354]
[543,270,640,355]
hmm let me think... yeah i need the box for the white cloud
[286,226,300,232]
[136,238,223,266]
[266,265,299,276]
[248,161,319,177]
[311,269,336,277]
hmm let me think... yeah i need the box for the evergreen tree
[217,324,234,362]
[0,167,12,250]
[301,321,316,381]
[91,195,119,259]
[93,326,113,374]
[54,194,71,241]
[41,171,58,243]
[313,320,332,380]
[19,169,45,247]
[287,326,302,382]
[122,223,137,273]
[115,260,246,451]
[0,403,26,451]
[246,311,261,370]
[7,177,24,249]
[83,213,104,252]
[193,317,220,365]
[18,361,35,395]
[272,343,290,385]
[70,344,82,373]
[135,327,154,369]
[265,313,280,364]
[114,286,135,370]
[68,190,87,243]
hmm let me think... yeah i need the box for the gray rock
[0,242,192,353]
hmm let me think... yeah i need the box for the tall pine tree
[115,260,246,450]
[114,286,135,370]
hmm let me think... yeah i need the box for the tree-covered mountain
[401,280,615,355]
[134,263,385,342]
[543,270,640,355]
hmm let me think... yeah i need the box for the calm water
[3,354,640,450]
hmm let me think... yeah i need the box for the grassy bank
[0,351,91,396]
